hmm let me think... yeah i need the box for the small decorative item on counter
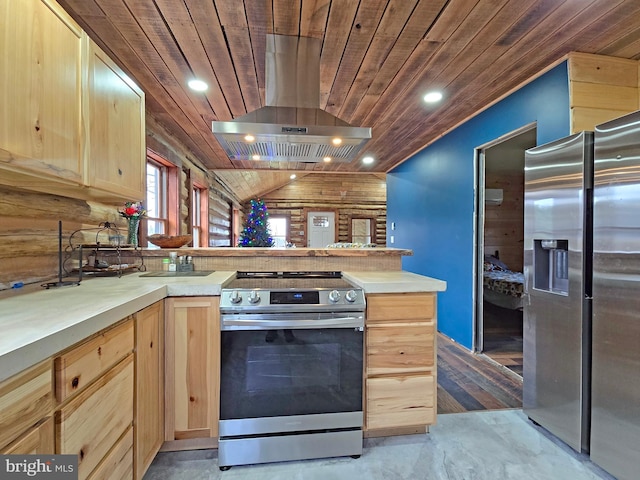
[119,201,146,248]
[147,234,192,248]
[162,258,170,271]
[168,252,177,272]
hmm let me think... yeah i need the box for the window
[268,216,289,247]
[192,186,207,247]
[146,161,168,238]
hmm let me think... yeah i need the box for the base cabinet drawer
[366,323,435,375]
[55,320,134,403]
[87,427,133,480]
[366,375,435,430]
[2,417,54,454]
[0,359,54,450]
[57,355,133,480]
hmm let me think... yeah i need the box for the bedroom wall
[484,171,525,272]
[386,62,571,350]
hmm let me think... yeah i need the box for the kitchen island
[0,250,445,478]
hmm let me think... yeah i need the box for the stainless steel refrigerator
[523,131,593,453]
[590,111,640,480]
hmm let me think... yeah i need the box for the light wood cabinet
[0,359,54,451]
[134,301,164,479]
[0,0,145,202]
[87,426,133,480]
[55,319,135,480]
[57,355,134,480]
[55,319,134,403]
[364,293,437,436]
[85,40,145,202]
[0,0,84,187]
[2,417,55,454]
[164,297,220,449]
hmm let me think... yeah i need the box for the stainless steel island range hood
[212,34,371,163]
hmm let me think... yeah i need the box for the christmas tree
[238,199,274,247]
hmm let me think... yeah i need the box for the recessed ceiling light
[188,79,208,92]
[323,157,332,162]
[244,134,255,142]
[362,156,374,165]
[251,154,260,160]
[423,91,443,103]
[332,138,342,146]
[290,174,297,180]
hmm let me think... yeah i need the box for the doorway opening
[474,124,536,376]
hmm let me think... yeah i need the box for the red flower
[124,206,137,216]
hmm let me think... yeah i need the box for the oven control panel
[220,288,365,310]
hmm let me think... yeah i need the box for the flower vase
[127,217,140,247]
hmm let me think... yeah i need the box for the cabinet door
[0,0,83,185]
[87,426,133,480]
[134,301,164,479]
[0,359,54,450]
[57,355,134,480]
[2,417,54,455]
[165,297,220,442]
[85,40,145,201]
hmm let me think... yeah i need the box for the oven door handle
[221,316,364,330]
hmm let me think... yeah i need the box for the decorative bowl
[147,234,192,248]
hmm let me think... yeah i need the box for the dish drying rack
[64,221,145,279]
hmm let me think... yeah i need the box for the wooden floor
[437,333,522,414]
[482,302,523,376]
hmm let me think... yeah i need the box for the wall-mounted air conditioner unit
[485,188,503,206]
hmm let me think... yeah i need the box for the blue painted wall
[387,62,570,350]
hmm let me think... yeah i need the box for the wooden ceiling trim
[368,0,549,140]
[272,0,301,36]
[319,0,359,108]
[324,1,388,114]
[347,0,448,126]
[359,0,506,148]
[358,0,479,129]
[215,2,263,113]
[300,0,331,39]
[185,0,250,116]
[368,0,603,170]
[154,0,234,119]
[222,26,263,114]
[579,3,640,58]
[240,1,269,99]
[336,0,418,119]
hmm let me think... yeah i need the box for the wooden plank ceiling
[58,0,640,200]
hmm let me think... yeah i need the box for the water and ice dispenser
[533,239,569,295]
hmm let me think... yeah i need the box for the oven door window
[220,328,363,420]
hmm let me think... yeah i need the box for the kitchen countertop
[0,269,445,383]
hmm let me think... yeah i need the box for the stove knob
[328,289,341,303]
[248,290,261,304]
[230,291,242,304]
[345,290,358,303]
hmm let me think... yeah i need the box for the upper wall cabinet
[0,0,145,203]
[0,0,84,185]
[85,41,145,202]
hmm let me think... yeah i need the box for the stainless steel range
[218,271,365,470]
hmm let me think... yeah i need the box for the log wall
[0,115,241,290]
[254,174,387,248]
[484,172,524,271]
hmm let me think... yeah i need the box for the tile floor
[144,410,614,480]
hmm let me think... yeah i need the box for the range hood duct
[212,34,371,163]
